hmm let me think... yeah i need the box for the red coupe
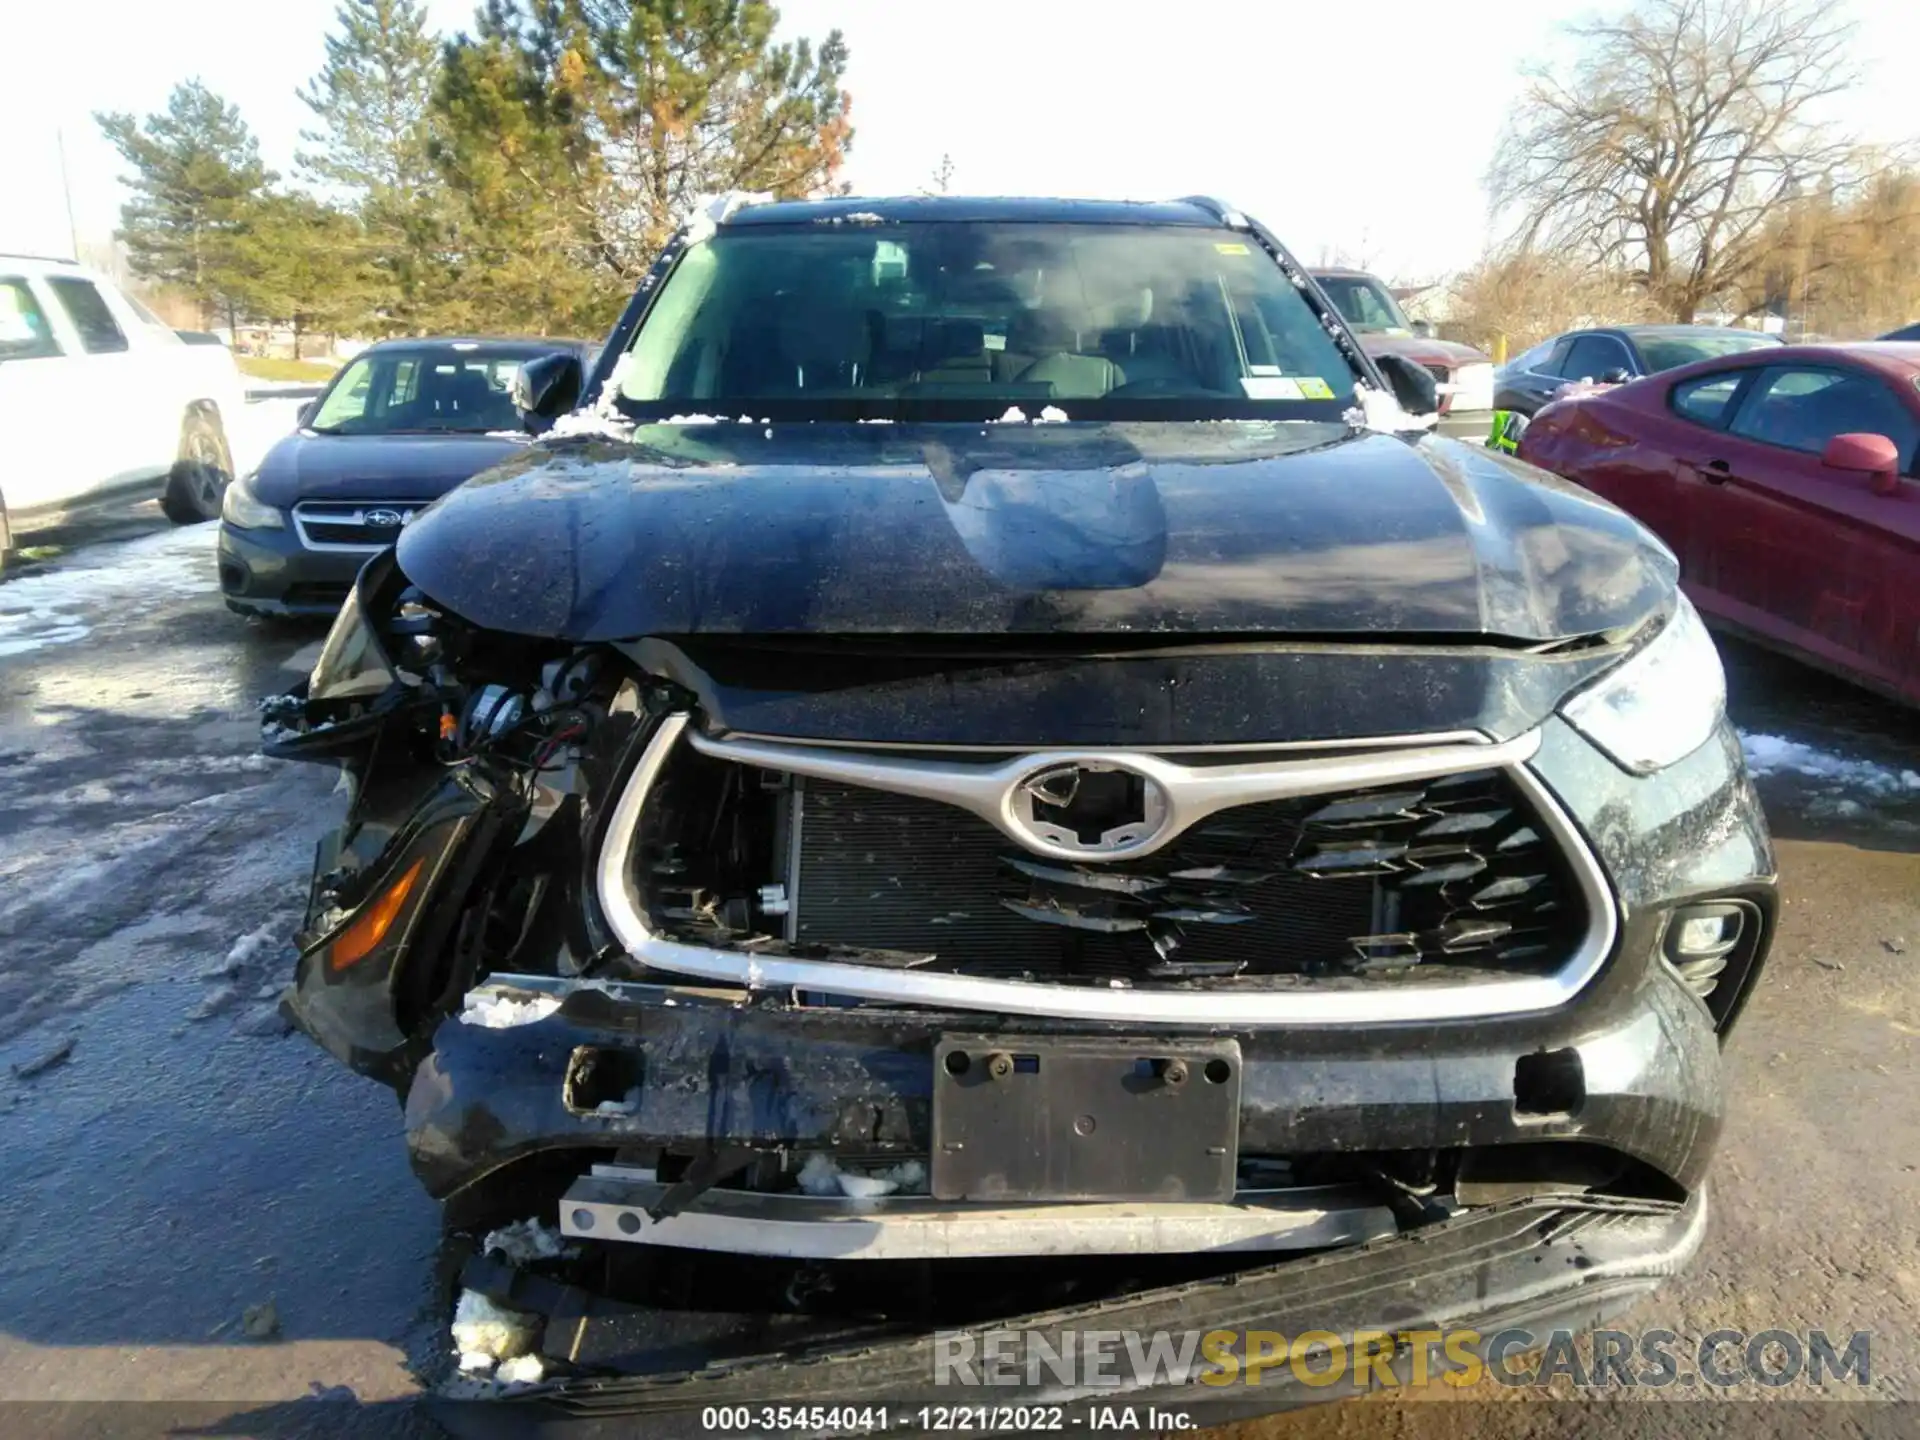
[1518,342,1920,705]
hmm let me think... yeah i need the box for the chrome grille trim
[685,727,1542,864]
[596,714,1617,1025]
[291,500,421,553]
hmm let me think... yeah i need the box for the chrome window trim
[594,713,1618,1026]
[291,501,415,554]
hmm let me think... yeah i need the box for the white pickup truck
[0,254,248,550]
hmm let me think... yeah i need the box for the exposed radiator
[788,768,1580,984]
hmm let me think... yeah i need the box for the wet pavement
[1,457,1917,1436]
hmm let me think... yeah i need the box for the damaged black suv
[265,195,1774,1422]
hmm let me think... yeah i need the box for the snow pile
[1346,383,1436,435]
[458,990,562,1028]
[797,1154,930,1198]
[482,1218,575,1265]
[495,1354,545,1387]
[592,1087,643,1116]
[683,191,773,246]
[225,922,282,970]
[1740,732,1920,796]
[993,406,1029,424]
[452,1290,539,1375]
[547,352,637,443]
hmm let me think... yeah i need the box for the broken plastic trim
[592,715,1620,1026]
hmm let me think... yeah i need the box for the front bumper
[218,520,370,617]
[430,1187,1708,1434]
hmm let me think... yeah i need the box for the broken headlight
[309,586,397,702]
[1560,593,1725,774]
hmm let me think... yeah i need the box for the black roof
[1598,324,1779,341]
[359,335,589,353]
[726,196,1228,228]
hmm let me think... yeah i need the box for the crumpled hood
[395,421,1674,643]
[1356,335,1491,370]
[250,430,531,507]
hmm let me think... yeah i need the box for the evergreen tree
[299,0,446,333]
[96,82,273,329]
[240,195,374,357]
[298,0,440,195]
[430,0,853,333]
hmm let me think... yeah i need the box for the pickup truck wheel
[162,410,235,524]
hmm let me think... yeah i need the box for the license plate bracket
[930,1034,1241,1202]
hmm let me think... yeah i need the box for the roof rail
[0,252,80,267]
[1175,196,1249,229]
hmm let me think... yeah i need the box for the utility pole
[56,127,79,261]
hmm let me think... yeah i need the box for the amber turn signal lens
[330,857,425,972]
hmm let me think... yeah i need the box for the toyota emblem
[1007,760,1171,857]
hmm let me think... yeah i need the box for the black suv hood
[252,430,532,507]
[395,422,1674,643]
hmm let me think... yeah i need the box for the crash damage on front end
[260,412,1774,1430]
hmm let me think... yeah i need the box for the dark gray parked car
[1494,324,1781,416]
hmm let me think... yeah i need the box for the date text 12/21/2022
[698,1406,1200,1433]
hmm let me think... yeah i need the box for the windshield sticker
[1295,377,1336,400]
[1241,376,1304,400]
[1214,242,1250,255]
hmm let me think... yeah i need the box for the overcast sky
[4,0,1916,281]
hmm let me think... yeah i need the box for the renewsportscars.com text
[933,1327,1872,1391]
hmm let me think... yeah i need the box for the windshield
[1636,332,1779,373]
[1312,275,1410,335]
[615,222,1360,421]
[310,345,561,434]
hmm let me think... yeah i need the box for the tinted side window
[1560,334,1631,382]
[0,278,62,361]
[1509,342,1550,373]
[45,277,129,354]
[1728,366,1920,471]
[1670,372,1745,429]
[1540,337,1574,376]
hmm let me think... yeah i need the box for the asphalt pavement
[0,457,1916,1437]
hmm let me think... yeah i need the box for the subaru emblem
[365,508,406,529]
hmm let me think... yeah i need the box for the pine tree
[96,82,273,329]
[240,195,373,357]
[298,0,440,195]
[430,0,853,334]
[299,0,445,333]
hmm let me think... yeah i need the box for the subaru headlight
[221,471,284,531]
[1560,594,1725,774]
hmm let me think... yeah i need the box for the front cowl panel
[395,422,1673,644]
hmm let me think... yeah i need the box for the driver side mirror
[297,400,318,428]
[1373,353,1440,417]
[1822,432,1904,495]
[513,352,585,430]
[1411,319,1436,339]
[1600,367,1632,385]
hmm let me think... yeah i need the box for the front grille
[639,745,1586,989]
[291,501,421,550]
[1422,363,1451,384]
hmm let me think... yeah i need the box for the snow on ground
[0,524,217,659]
[227,396,306,473]
[1740,731,1920,798]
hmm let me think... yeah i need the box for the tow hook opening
[1513,1046,1586,1118]
[563,1046,645,1116]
